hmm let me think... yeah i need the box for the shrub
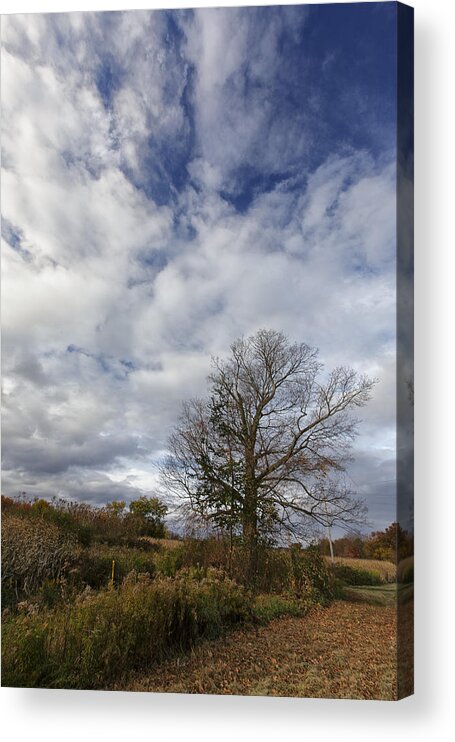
[154,539,336,600]
[246,547,291,594]
[1,495,170,548]
[128,496,168,538]
[292,546,335,601]
[30,501,94,546]
[154,544,185,576]
[75,545,157,589]
[1,571,251,689]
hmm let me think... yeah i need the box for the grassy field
[343,581,413,606]
[325,556,396,582]
[343,583,398,606]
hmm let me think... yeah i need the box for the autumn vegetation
[1,492,410,693]
[1,332,412,695]
[319,522,413,564]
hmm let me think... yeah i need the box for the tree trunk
[327,524,335,564]
[243,442,259,587]
[243,486,258,587]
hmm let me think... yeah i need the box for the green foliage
[2,492,336,613]
[36,578,68,609]
[252,593,310,624]
[241,546,290,593]
[153,544,185,576]
[2,494,341,694]
[162,538,335,601]
[75,545,158,589]
[1,500,166,608]
[2,497,93,546]
[1,571,251,689]
[2,498,339,691]
[105,500,126,517]
[331,563,383,586]
[292,546,335,602]
[128,496,168,538]
[342,584,398,606]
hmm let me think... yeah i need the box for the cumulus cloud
[1,6,400,529]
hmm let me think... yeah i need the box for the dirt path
[122,601,397,699]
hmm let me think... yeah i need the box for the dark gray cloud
[0,468,149,506]
[2,433,143,475]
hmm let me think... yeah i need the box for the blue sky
[1,3,405,533]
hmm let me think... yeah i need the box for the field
[1,497,411,697]
[326,557,397,583]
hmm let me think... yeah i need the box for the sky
[1,2,402,533]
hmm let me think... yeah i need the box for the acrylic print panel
[1,2,413,699]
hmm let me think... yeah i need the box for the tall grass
[1,514,76,606]
[75,544,158,589]
[1,570,251,689]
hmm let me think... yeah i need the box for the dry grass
[1,514,76,600]
[140,537,182,550]
[118,601,397,700]
[2,570,251,689]
[326,556,396,582]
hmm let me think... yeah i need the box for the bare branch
[160,329,376,561]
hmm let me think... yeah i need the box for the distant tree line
[318,522,413,563]
[1,494,168,545]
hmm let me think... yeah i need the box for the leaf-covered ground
[120,601,397,700]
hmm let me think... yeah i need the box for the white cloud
[183,6,309,186]
[1,10,398,525]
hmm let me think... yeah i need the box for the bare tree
[161,329,375,582]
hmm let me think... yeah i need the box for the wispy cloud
[1,6,398,529]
